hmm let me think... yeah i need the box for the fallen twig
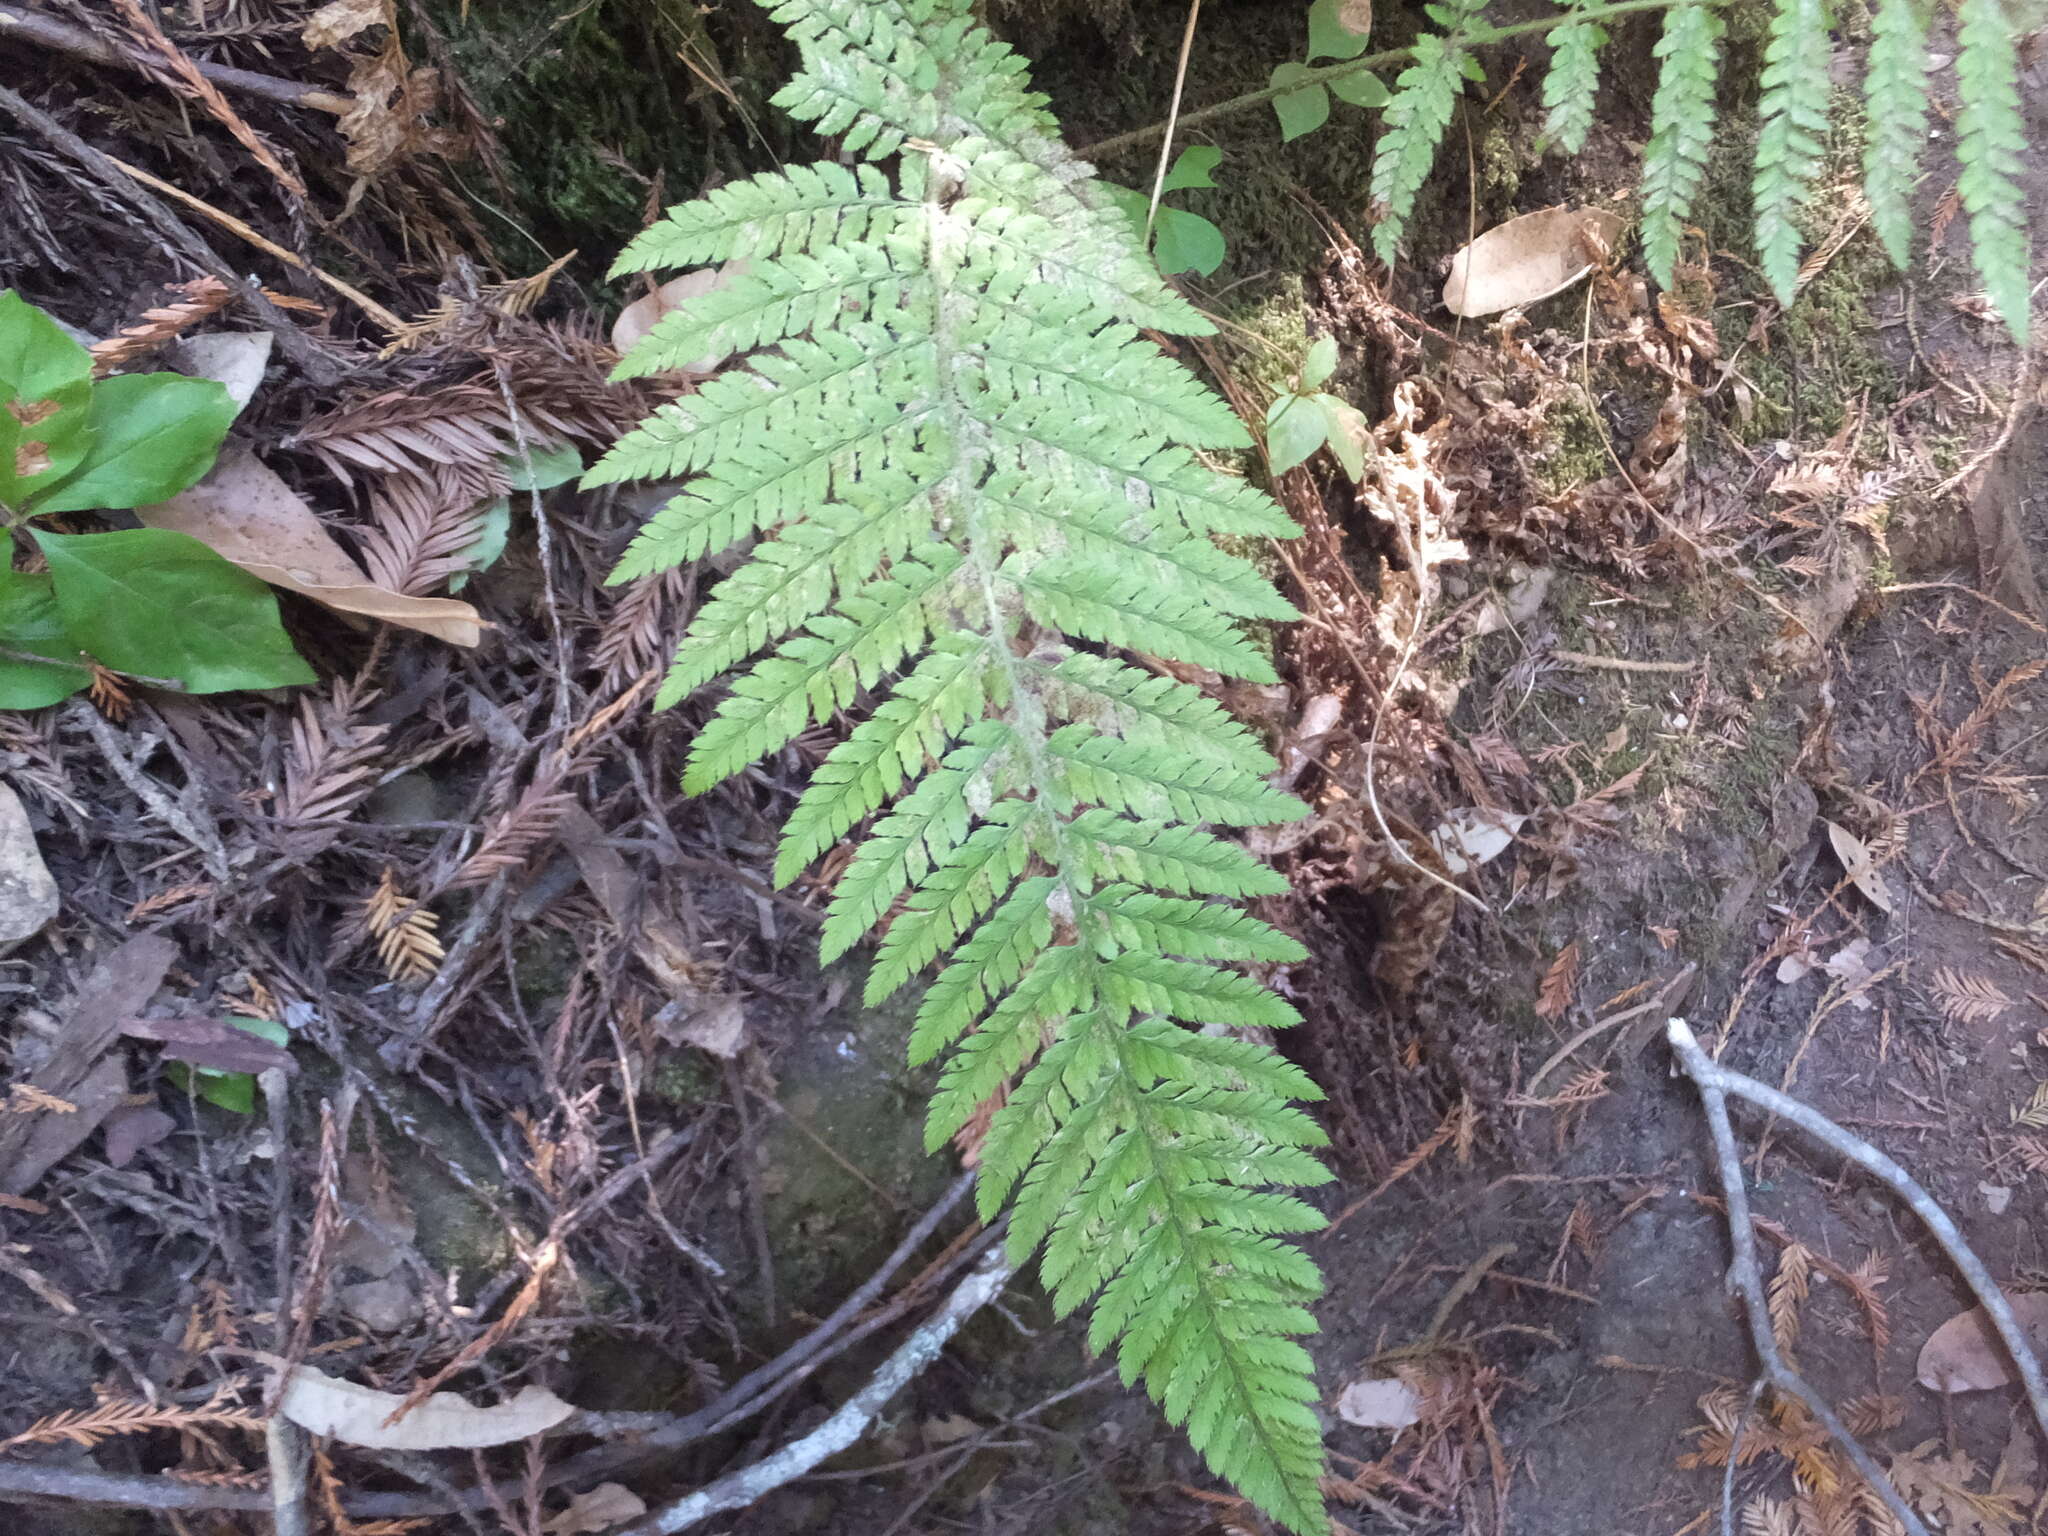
[0,83,347,385]
[1527,963,1697,1095]
[0,5,351,115]
[622,1246,1015,1536]
[1668,1017,2048,1533]
[1551,649,1699,675]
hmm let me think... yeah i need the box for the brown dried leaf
[611,265,745,372]
[1824,820,1896,914]
[277,1367,574,1450]
[302,0,385,50]
[142,451,483,646]
[542,1484,647,1535]
[1442,207,1626,319]
[1916,1292,2048,1392]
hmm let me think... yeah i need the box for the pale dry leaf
[0,780,59,953]
[1824,820,1896,914]
[1429,807,1527,876]
[1337,0,1372,34]
[142,450,484,646]
[1915,1292,2048,1392]
[302,0,384,50]
[1442,207,1626,318]
[611,263,748,373]
[1890,1439,2024,1536]
[1335,1376,1422,1429]
[542,1483,646,1534]
[277,1366,574,1449]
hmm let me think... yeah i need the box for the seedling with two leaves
[1265,336,1372,480]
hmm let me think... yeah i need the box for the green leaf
[0,291,94,512]
[1539,2,1609,155]
[1328,70,1390,108]
[34,528,315,693]
[0,567,90,708]
[1752,0,1834,304]
[1861,0,1932,270]
[1368,32,1469,263]
[1265,394,1327,475]
[1954,0,2030,344]
[449,497,512,593]
[28,373,235,514]
[1151,208,1227,278]
[1270,64,1330,142]
[1306,0,1372,60]
[1312,393,1369,481]
[170,1021,287,1115]
[1639,1,1724,287]
[501,441,583,492]
[1159,145,1222,194]
[1300,336,1339,390]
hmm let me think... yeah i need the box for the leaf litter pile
[3,4,2048,1536]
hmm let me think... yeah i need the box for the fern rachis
[590,0,1331,1528]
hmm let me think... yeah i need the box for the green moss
[649,1053,719,1105]
[1532,387,1613,497]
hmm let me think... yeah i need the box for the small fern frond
[1752,0,1834,303]
[1860,0,1932,269]
[1368,11,1481,265]
[1640,0,1725,287]
[1539,0,1609,156]
[595,1,1330,1526]
[1955,0,2032,343]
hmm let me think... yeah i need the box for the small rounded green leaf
[1151,208,1228,278]
[1307,0,1372,60]
[1313,393,1370,482]
[1265,394,1328,476]
[0,567,90,708]
[1159,145,1222,194]
[1270,65,1330,142]
[501,441,583,492]
[29,373,235,514]
[1300,336,1339,390]
[1328,69,1390,108]
[34,528,315,693]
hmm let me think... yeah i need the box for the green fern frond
[1752,0,1834,303]
[1367,4,1484,265]
[1860,0,1932,270]
[594,4,1331,1524]
[1539,0,1608,156]
[1955,0,2032,343]
[1640,0,1724,287]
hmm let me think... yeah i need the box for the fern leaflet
[1640,0,1724,288]
[1860,0,1932,270]
[590,1,1331,1528]
[1367,0,1487,264]
[1955,0,2032,344]
[1752,0,1833,303]
[1539,0,1609,156]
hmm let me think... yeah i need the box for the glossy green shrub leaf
[0,290,94,511]
[29,373,235,514]
[34,528,314,693]
[1270,64,1331,141]
[0,568,90,708]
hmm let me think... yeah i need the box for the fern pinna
[585,0,1332,1528]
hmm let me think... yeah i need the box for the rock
[0,782,58,954]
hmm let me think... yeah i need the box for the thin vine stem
[1078,0,1699,162]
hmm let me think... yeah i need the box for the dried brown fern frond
[592,567,692,693]
[354,461,501,596]
[1929,967,2015,1025]
[274,686,392,855]
[108,0,305,196]
[0,1388,259,1453]
[1768,1243,1813,1355]
[89,277,236,375]
[450,760,595,889]
[364,869,443,984]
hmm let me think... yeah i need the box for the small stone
[1980,1181,2013,1215]
[0,782,58,955]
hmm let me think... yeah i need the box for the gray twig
[1668,1017,2043,1536]
[622,1246,1015,1535]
